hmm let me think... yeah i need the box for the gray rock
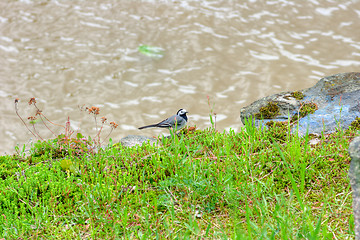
[240,72,360,135]
[349,136,360,240]
[120,135,157,147]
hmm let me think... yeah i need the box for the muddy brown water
[1,1,359,154]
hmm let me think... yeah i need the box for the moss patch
[349,117,360,130]
[291,91,304,100]
[255,102,280,119]
[291,102,318,122]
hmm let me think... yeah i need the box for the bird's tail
[138,124,158,130]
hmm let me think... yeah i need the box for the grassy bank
[0,120,356,239]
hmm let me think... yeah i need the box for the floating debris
[138,45,165,58]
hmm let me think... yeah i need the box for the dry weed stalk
[15,98,119,149]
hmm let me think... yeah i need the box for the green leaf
[76,132,84,139]
[138,45,164,58]
[60,159,72,171]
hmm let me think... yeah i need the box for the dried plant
[15,98,119,154]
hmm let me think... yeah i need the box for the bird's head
[177,109,188,116]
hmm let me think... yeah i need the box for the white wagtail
[138,109,188,131]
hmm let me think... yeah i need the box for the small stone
[309,138,321,146]
[120,135,157,147]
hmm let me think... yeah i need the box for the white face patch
[178,109,187,115]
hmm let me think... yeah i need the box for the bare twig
[14,99,38,139]
[101,121,118,145]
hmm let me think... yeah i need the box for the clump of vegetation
[255,102,280,119]
[265,120,289,142]
[349,117,360,130]
[291,102,318,122]
[0,98,355,239]
[291,91,304,100]
[14,97,118,164]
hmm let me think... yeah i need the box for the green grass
[0,121,356,239]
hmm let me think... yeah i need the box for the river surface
[1,0,360,154]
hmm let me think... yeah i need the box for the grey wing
[155,115,177,128]
[157,115,186,128]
